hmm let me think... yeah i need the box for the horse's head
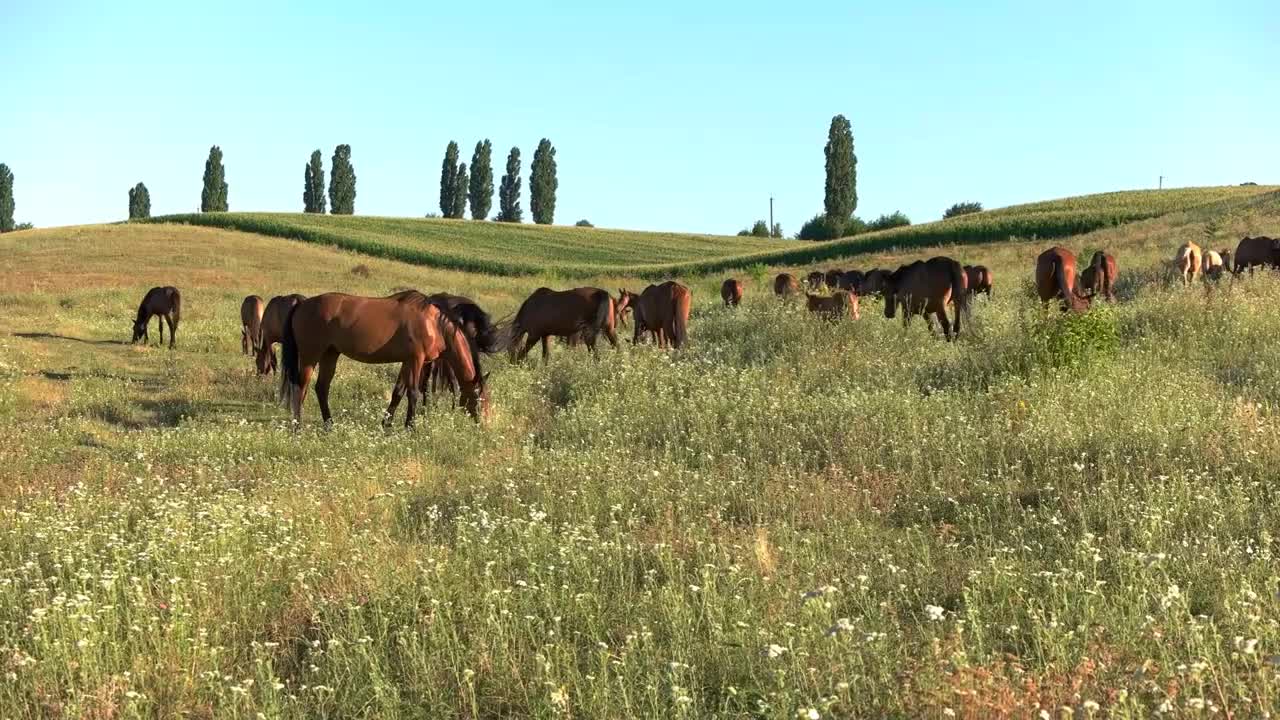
[131,319,147,343]
[255,345,278,375]
[615,289,638,327]
[460,371,491,422]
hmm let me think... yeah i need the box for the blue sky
[2,0,1276,235]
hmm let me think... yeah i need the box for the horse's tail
[279,304,302,406]
[1100,256,1112,297]
[593,291,614,335]
[169,289,182,328]
[949,260,970,333]
[1053,253,1073,304]
[671,288,691,348]
[505,317,527,361]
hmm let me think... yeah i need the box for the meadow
[151,185,1278,279]
[1,190,1280,718]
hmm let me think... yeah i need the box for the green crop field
[2,189,1280,718]
[150,185,1278,279]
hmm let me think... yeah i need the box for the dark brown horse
[721,278,744,307]
[414,293,500,409]
[1078,251,1117,301]
[806,291,859,321]
[132,286,181,348]
[882,257,969,340]
[256,294,306,375]
[509,287,619,362]
[824,269,843,290]
[859,269,891,297]
[1036,247,1091,312]
[806,271,825,290]
[963,265,994,299]
[240,295,265,355]
[774,273,800,297]
[280,290,487,427]
[627,281,692,348]
[838,270,865,293]
[1232,236,1280,275]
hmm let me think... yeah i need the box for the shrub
[1029,307,1119,370]
[943,201,983,219]
[866,211,910,232]
[575,219,593,228]
[797,214,865,241]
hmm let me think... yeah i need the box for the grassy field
[150,185,1279,279]
[3,191,1280,718]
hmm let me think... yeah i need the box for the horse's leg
[156,316,163,346]
[167,314,176,349]
[384,364,409,428]
[404,358,424,429]
[292,364,314,424]
[314,351,340,428]
[540,336,550,363]
[937,310,952,341]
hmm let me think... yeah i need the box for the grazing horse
[279,290,487,427]
[1078,251,1117,301]
[1035,247,1092,313]
[628,281,692,348]
[839,270,865,293]
[721,278,744,307]
[882,257,970,340]
[824,269,844,290]
[1175,242,1202,285]
[1232,236,1280,275]
[806,271,826,291]
[859,269,891,297]
[240,295,265,355]
[132,286,181,348]
[509,287,619,362]
[1202,250,1227,280]
[806,291,859,321]
[774,273,800,297]
[256,294,306,375]
[413,293,500,410]
[614,289,633,328]
[963,265,994,299]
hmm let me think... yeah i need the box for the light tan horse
[1035,247,1091,313]
[280,291,487,427]
[806,291,859,321]
[240,295,265,356]
[256,294,306,375]
[1175,242,1202,286]
[509,287,619,363]
[1202,250,1226,279]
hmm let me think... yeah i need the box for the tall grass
[1,202,1279,717]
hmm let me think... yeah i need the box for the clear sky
[2,0,1276,236]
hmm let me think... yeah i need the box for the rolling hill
[147,185,1278,277]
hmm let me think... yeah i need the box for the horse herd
[125,235,1276,428]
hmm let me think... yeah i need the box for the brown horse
[721,278,744,307]
[806,271,826,290]
[1175,242,1202,285]
[132,286,181,348]
[280,290,487,427]
[614,289,634,328]
[824,269,843,290]
[1232,236,1280,275]
[240,295,265,355]
[774,273,800,297]
[963,265,994,299]
[414,293,500,409]
[882,257,969,340]
[1079,251,1116,301]
[1036,247,1092,312]
[256,294,306,375]
[509,287,619,362]
[627,281,692,348]
[859,269,891,297]
[806,291,859,321]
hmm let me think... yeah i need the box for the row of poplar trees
[438,139,558,224]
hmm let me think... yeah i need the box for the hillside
[148,185,1278,278]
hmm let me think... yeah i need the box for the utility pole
[1159,175,1164,190]
[769,196,774,236]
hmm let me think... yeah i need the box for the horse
[414,293,500,409]
[824,269,844,290]
[806,271,826,291]
[882,257,970,340]
[1232,236,1280,275]
[774,273,800,297]
[240,295,265,356]
[1079,251,1117,301]
[859,269,891,297]
[839,270,865,293]
[508,287,619,363]
[1202,250,1228,280]
[963,265,994,299]
[1035,247,1092,313]
[721,278,744,307]
[806,291,859,321]
[628,281,692,348]
[279,290,487,427]
[132,286,181,348]
[256,294,306,375]
[1175,242,1202,285]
